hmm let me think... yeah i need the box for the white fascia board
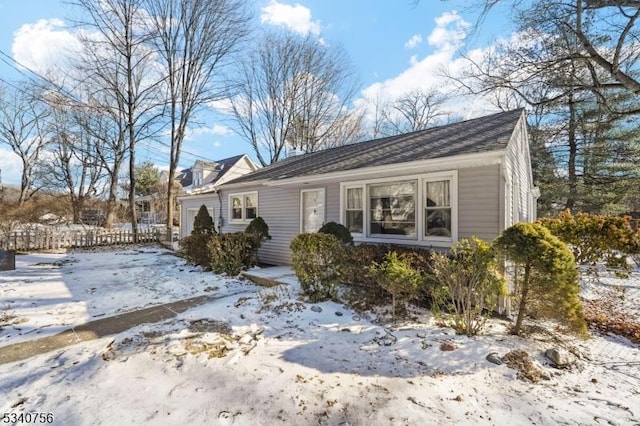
[217,179,270,190]
[265,150,505,187]
[177,191,218,202]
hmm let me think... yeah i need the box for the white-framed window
[344,186,364,234]
[369,180,416,238]
[424,178,452,240]
[340,171,457,247]
[228,191,258,223]
[193,171,203,187]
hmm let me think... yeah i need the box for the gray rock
[352,315,361,321]
[486,352,503,365]
[310,305,323,313]
[545,348,575,368]
[335,311,343,317]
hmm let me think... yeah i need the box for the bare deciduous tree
[449,17,640,213]
[73,91,128,228]
[145,0,249,234]
[73,0,166,240]
[36,93,105,224]
[469,0,640,115]
[228,32,363,165]
[0,83,50,205]
[377,88,449,136]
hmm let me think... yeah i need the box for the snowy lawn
[1,246,639,425]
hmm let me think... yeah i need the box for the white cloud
[0,148,22,187]
[11,19,81,74]
[357,11,495,126]
[260,0,321,36]
[186,124,233,141]
[404,34,423,49]
[427,11,469,51]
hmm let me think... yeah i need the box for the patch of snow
[1,247,638,425]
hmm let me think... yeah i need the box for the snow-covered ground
[1,246,638,425]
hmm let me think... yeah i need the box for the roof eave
[229,149,507,188]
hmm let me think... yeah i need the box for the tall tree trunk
[513,265,530,336]
[104,177,119,229]
[565,94,578,211]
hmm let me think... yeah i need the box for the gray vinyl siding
[505,117,534,224]
[458,165,501,241]
[220,186,299,265]
[325,182,341,223]
[213,165,504,264]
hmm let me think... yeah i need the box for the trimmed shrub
[429,237,505,336]
[340,244,433,310]
[538,210,640,276]
[318,221,353,245]
[192,205,215,235]
[494,222,587,336]
[179,234,215,269]
[245,216,271,242]
[245,216,271,265]
[290,233,344,302]
[368,251,422,319]
[208,232,260,276]
[340,244,389,306]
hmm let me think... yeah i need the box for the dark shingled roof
[228,109,523,185]
[177,154,246,188]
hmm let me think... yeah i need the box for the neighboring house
[184,109,539,265]
[177,154,259,233]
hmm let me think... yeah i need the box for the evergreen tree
[494,222,586,336]
[192,205,215,235]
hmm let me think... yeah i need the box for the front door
[301,188,325,233]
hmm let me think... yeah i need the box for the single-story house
[178,109,539,265]
[174,154,259,231]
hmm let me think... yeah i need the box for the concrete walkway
[0,266,298,366]
[0,294,214,365]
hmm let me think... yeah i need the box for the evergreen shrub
[192,205,215,235]
[290,233,344,302]
[494,222,587,336]
[538,210,640,276]
[368,251,422,319]
[318,221,353,245]
[208,232,260,276]
[179,234,215,269]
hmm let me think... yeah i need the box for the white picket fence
[0,228,161,251]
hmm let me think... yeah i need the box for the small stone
[591,378,598,384]
[310,305,323,313]
[545,348,575,368]
[440,341,456,351]
[486,352,503,365]
[352,315,361,321]
[335,311,343,317]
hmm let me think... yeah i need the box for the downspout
[217,190,223,233]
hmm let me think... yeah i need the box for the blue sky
[0,0,511,186]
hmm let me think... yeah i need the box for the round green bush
[318,221,353,245]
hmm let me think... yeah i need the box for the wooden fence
[0,228,161,251]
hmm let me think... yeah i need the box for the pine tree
[494,222,586,336]
[192,205,215,235]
